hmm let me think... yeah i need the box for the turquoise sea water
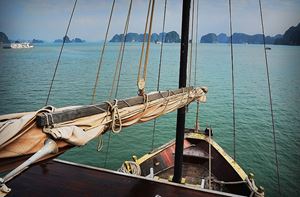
[0,43,299,196]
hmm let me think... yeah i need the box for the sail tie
[106,99,122,134]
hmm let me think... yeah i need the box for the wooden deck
[5,159,244,197]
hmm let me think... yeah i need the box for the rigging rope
[151,0,168,150]
[228,0,236,161]
[45,0,78,105]
[137,0,152,93]
[195,101,200,131]
[114,0,133,98]
[156,0,167,91]
[104,0,133,168]
[194,0,200,132]
[109,0,133,100]
[188,0,195,87]
[194,0,199,87]
[137,0,156,96]
[91,0,116,104]
[258,0,281,195]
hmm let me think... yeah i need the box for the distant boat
[2,42,34,49]
[265,47,271,50]
[155,41,162,44]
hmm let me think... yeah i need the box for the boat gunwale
[52,158,247,197]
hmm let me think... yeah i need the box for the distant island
[0,32,10,43]
[1,22,299,45]
[110,31,180,43]
[200,22,300,45]
[274,22,300,45]
[32,39,44,43]
[54,36,85,43]
[200,33,282,44]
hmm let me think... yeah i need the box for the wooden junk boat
[0,0,265,196]
[119,131,264,196]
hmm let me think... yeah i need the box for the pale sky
[0,0,299,41]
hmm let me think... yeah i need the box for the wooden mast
[173,0,191,183]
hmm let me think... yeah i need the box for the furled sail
[0,87,207,172]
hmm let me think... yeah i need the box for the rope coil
[118,161,141,175]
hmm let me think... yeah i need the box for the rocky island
[110,31,180,43]
[32,39,44,43]
[200,22,300,45]
[274,22,300,45]
[54,36,85,43]
[200,33,282,44]
[0,32,10,43]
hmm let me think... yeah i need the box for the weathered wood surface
[6,160,229,197]
[36,87,192,127]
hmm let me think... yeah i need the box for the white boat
[3,42,34,49]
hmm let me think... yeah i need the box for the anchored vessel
[2,42,34,49]
[0,0,267,196]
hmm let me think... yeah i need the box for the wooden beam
[36,87,192,127]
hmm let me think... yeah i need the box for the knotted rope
[105,100,122,134]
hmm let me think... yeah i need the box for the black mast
[173,0,191,183]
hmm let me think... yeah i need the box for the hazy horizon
[1,0,299,42]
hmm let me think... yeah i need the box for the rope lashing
[135,94,150,122]
[194,86,207,131]
[106,100,122,134]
